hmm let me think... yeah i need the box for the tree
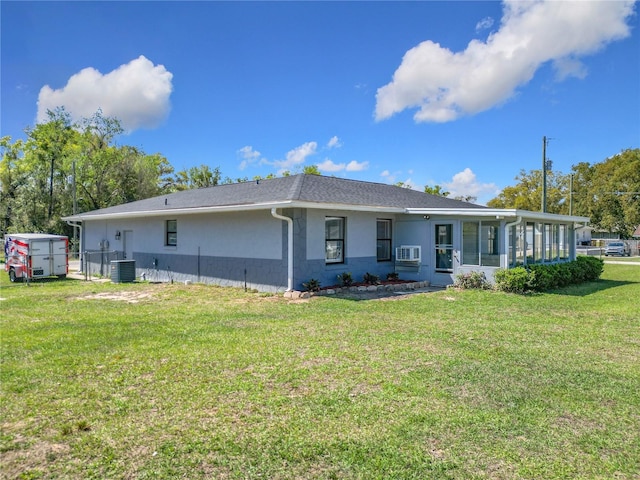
[0,137,25,235]
[573,149,639,237]
[302,165,321,175]
[173,164,221,190]
[487,168,568,214]
[453,194,478,203]
[424,184,450,196]
[1,108,175,236]
[487,148,640,238]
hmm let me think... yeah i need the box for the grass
[1,264,639,479]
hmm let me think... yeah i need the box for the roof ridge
[286,173,306,201]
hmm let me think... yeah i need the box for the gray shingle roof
[65,174,487,219]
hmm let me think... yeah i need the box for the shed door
[30,240,53,277]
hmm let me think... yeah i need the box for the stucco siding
[83,211,283,259]
[133,251,287,292]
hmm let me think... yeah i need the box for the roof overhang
[405,208,590,224]
[63,203,589,224]
[62,200,407,222]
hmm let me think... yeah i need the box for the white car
[604,241,631,256]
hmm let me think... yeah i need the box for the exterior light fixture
[115,231,121,240]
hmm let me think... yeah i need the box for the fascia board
[62,201,295,221]
[62,201,409,221]
[405,208,589,223]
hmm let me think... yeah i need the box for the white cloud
[317,158,369,173]
[475,16,494,33]
[317,158,345,173]
[237,146,262,170]
[375,0,635,123]
[37,55,173,131]
[443,168,499,202]
[345,160,368,172]
[273,141,318,171]
[327,136,342,149]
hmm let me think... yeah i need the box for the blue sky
[2,1,639,204]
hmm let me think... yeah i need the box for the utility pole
[542,136,547,213]
[72,160,77,253]
[569,174,573,216]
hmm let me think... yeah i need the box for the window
[559,224,569,260]
[376,219,392,262]
[534,223,543,263]
[526,222,534,264]
[462,222,479,265]
[325,217,344,263]
[462,221,500,267]
[544,223,553,261]
[166,220,177,246]
[481,221,500,266]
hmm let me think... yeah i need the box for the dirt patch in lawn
[76,290,155,303]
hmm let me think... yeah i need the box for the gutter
[62,200,406,222]
[271,208,293,292]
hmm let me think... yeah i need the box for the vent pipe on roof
[271,208,293,292]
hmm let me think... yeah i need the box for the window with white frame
[166,220,177,246]
[325,217,345,263]
[462,221,500,267]
[376,219,392,262]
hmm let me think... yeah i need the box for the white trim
[405,208,589,223]
[62,201,407,221]
[63,202,590,224]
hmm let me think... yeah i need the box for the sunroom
[404,208,590,285]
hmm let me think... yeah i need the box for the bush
[494,267,531,294]
[337,272,353,287]
[386,272,400,281]
[453,271,491,290]
[302,278,321,292]
[494,257,604,294]
[363,272,380,285]
[575,255,604,281]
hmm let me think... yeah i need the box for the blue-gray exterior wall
[131,251,287,292]
[81,207,581,292]
[291,209,425,290]
[82,210,289,292]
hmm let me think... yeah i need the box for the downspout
[504,216,522,268]
[271,208,293,292]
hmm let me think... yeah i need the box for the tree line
[1,109,638,239]
[485,148,639,238]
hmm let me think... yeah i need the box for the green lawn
[1,264,639,479]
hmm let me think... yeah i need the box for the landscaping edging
[283,281,431,299]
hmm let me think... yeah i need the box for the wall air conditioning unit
[396,245,421,262]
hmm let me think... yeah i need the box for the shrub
[494,267,531,294]
[453,271,491,290]
[494,257,604,294]
[302,278,321,292]
[363,272,380,285]
[386,272,400,281]
[575,255,604,281]
[337,272,353,287]
[528,264,556,291]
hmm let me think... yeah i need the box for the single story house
[63,174,590,292]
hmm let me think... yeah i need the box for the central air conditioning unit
[396,245,421,262]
